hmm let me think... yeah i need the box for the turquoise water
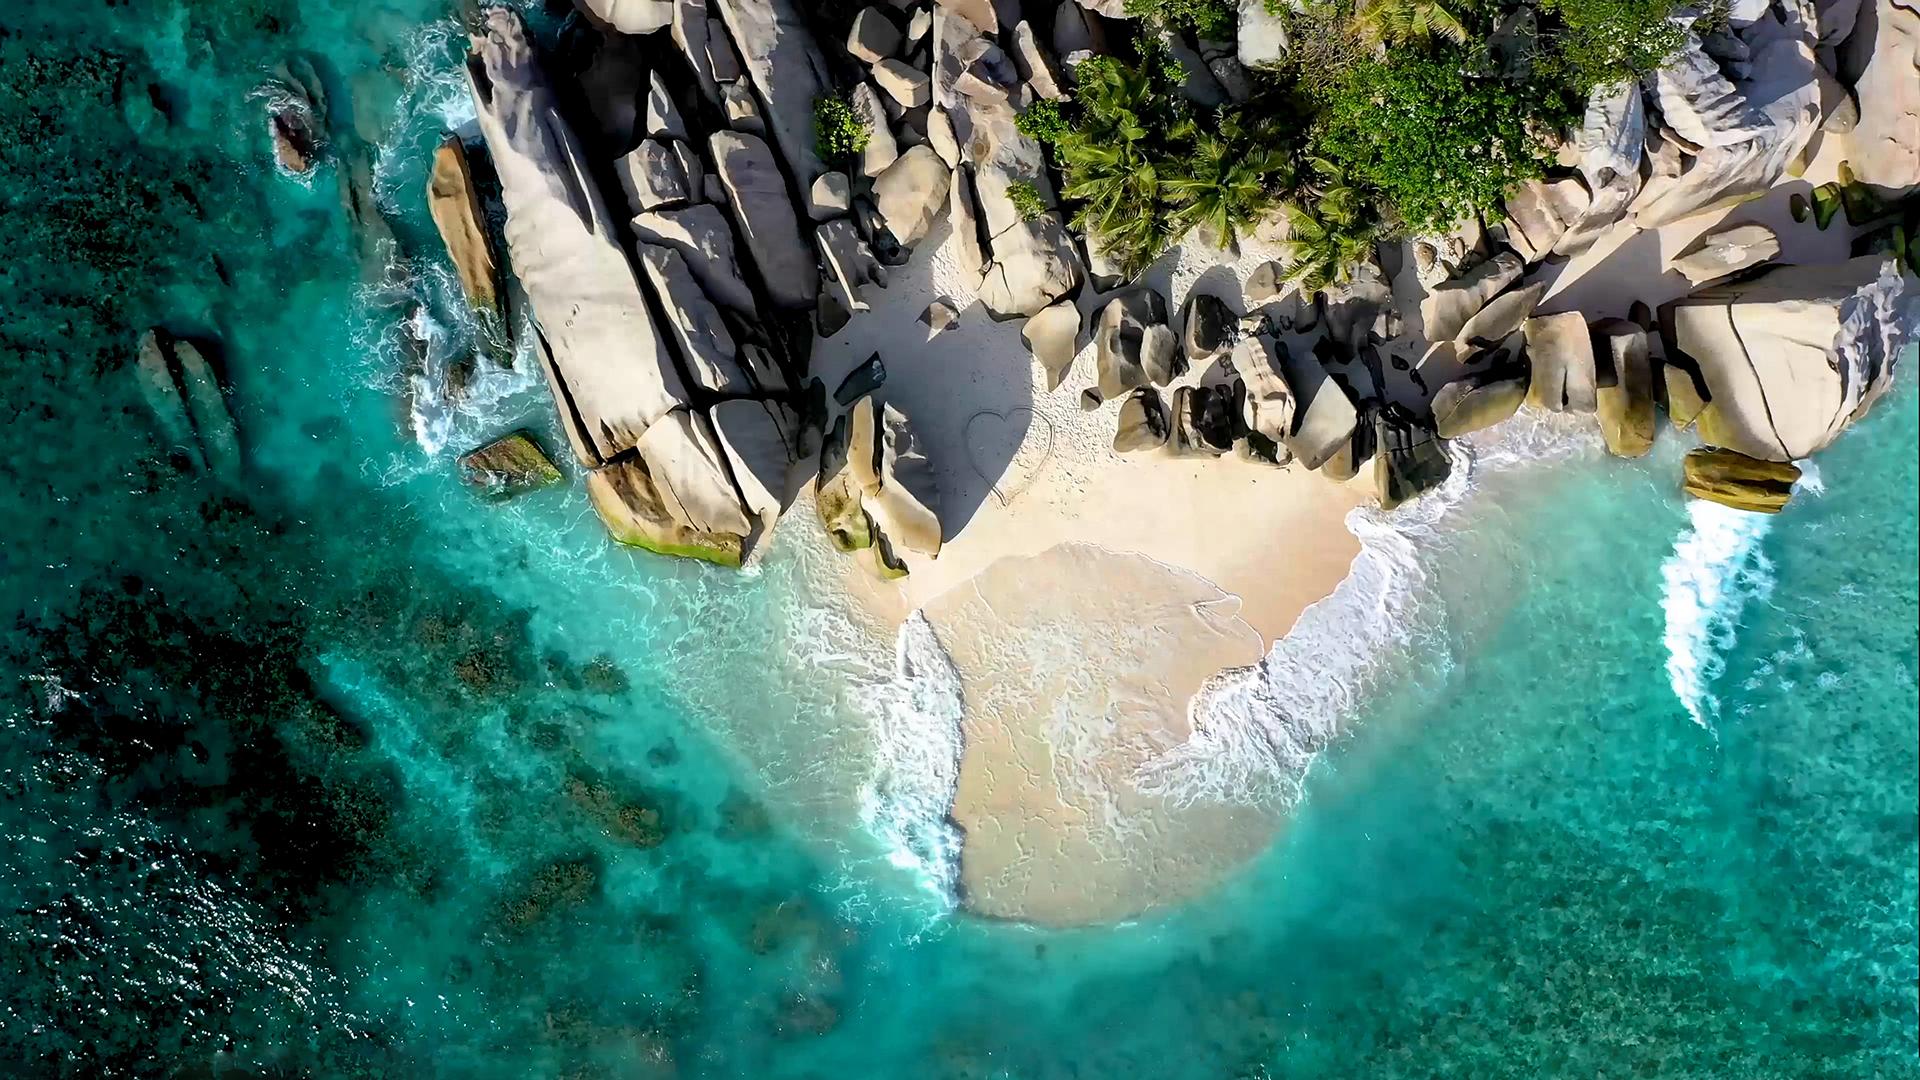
[3,1,1916,1076]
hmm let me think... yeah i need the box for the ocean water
[3,1,1916,1077]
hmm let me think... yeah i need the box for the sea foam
[1660,499,1777,730]
[855,612,967,902]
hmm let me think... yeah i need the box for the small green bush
[1538,0,1687,93]
[1311,46,1559,234]
[1124,0,1236,37]
[812,94,870,160]
[1009,180,1048,221]
[1015,98,1070,145]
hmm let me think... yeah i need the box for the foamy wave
[855,612,967,903]
[1140,409,1604,808]
[1661,498,1776,730]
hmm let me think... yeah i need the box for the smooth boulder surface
[816,217,888,316]
[1671,256,1914,461]
[709,131,819,310]
[1522,311,1598,412]
[1113,387,1170,452]
[459,431,563,498]
[1593,319,1657,458]
[711,0,832,188]
[1662,359,1711,430]
[635,244,754,395]
[710,397,801,518]
[848,7,903,63]
[814,414,872,552]
[632,204,757,313]
[1682,447,1800,513]
[1455,282,1546,345]
[1432,368,1528,437]
[1668,222,1780,284]
[1504,178,1590,263]
[1182,292,1236,363]
[1023,298,1081,390]
[1227,335,1295,445]
[576,0,673,34]
[1421,251,1523,342]
[1841,0,1920,191]
[874,57,932,107]
[1169,384,1239,457]
[873,144,950,245]
[1655,33,1773,148]
[466,8,687,464]
[637,408,752,539]
[850,396,943,558]
[1373,405,1451,510]
[1274,345,1358,470]
[614,139,692,213]
[426,135,502,319]
[850,82,900,178]
[1095,289,1179,399]
[588,458,743,567]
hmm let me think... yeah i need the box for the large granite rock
[848,396,943,558]
[1632,20,1821,227]
[1682,448,1800,513]
[709,397,801,518]
[814,413,872,551]
[711,0,831,188]
[1668,222,1780,284]
[1670,256,1915,461]
[1274,344,1358,470]
[577,0,673,33]
[948,165,989,281]
[1662,357,1711,430]
[671,0,723,106]
[849,7,904,62]
[873,144,950,244]
[632,204,756,313]
[1182,292,1236,363]
[1023,298,1081,390]
[1432,368,1529,437]
[635,244,754,395]
[934,9,1083,318]
[1169,384,1240,457]
[1226,335,1295,445]
[427,135,501,320]
[1522,311,1597,412]
[874,58,933,107]
[637,408,752,538]
[1113,387,1170,452]
[850,82,900,178]
[1456,282,1546,345]
[1422,251,1524,342]
[588,457,743,566]
[1504,178,1590,263]
[467,8,686,465]
[1237,0,1289,66]
[459,430,563,499]
[614,139,692,213]
[1840,0,1920,191]
[709,131,819,310]
[1556,80,1646,256]
[1011,20,1066,100]
[816,217,888,316]
[1095,289,1179,399]
[1592,319,1657,457]
[1373,405,1451,510]
[1654,33,1773,147]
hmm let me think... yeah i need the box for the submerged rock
[459,432,562,499]
[173,340,243,483]
[1682,447,1800,513]
[134,331,206,472]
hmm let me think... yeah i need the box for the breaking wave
[1660,499,1777,731]
[855,612,967,904]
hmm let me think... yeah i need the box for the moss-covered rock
[586,459,742,567]
[1682,447,1799,514]
[458,430,563,499]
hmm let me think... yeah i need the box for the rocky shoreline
[366,0,1918,596]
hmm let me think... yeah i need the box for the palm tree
[1276,159,1384,292]
[1161,115,1293,249]
[1351,0,1468,47]
[1057,56,1178,276]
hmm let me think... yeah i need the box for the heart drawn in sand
[964,406,1055,508]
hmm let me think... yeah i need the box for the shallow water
[3,1,1916,1077]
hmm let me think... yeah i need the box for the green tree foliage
[1537,0,1688,92]
[1352,0,1469,46]
[1015,97,1070,144]
[812,93,869,160]
[1277,159,1385,290]
[1124,0,1236,38]
[1162,113,1296,246]
[1310,45,1559,234]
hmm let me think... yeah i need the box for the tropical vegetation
[1020,0,1685,287]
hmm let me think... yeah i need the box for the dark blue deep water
[2,1,1915,1077]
